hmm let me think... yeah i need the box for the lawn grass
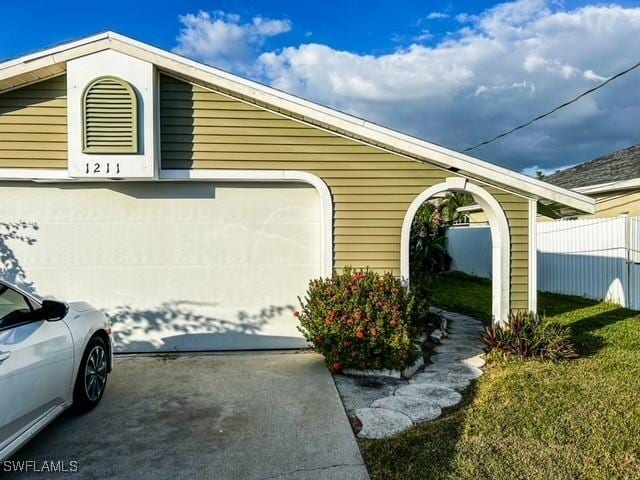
[360,272,640,479]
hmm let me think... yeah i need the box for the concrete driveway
[6,353,369,480]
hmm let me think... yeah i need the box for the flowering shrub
[482,311,576,361]
[296,268,421,373]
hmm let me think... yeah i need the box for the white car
[0,278,113,461]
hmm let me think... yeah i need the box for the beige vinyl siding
[0,73,531,311]
[0,75,67,168]
[160,74,530,311]
[492,191,530,310]
[582,190,640,218]
[538,190,640,222]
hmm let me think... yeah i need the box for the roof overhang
[458,201,577,219]
[573,177,640,195]
[0,31,595,215]
[456,204,483,213]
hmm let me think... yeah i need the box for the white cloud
[174,1,640,172]
[252,17,291,36]
[474,81,534,96]
[174,10,291,74]
[414,29,433,42]
[456,13,480,24]
[521,163,575,177]
[426,12,450,20]
[583,69,606,81]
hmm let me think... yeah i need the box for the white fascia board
[0,31,595,213]
[456,204,483,213]
[449,223,491,228]
[107,33,595,214]
[0,32,110,71]
[0,169,72,181]
[0,34,111,90]
[574,178,640,195]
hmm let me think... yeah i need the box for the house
[455,144,640,222]
[0,32,594,352]
[545,144,640,218]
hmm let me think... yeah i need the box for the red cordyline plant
[296,268,421,373]
[481,311,576,362]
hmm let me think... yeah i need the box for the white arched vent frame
[82,76,139,154]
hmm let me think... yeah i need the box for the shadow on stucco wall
[106,301,305,352]
[0,221,38,295]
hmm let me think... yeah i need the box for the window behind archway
[82,76,138,154]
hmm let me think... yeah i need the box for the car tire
[73,336,109,412]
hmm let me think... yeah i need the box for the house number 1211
[85,162,121,175]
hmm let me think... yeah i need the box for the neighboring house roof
[545,144,640,193]
[0,31,594,214]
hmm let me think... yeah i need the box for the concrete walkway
[6,353,368,480]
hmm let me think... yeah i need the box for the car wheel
[73,336,109,412]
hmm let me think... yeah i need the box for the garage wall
[0,75,67,168]
[0,181,321,351]
[159,74,530,311]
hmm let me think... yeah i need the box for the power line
[463,59,640,152]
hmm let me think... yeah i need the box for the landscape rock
[410,371,472,391]
[434,344,485,356]
[344,347,424,379]
[440,311,475,321]
[354,407,414,439]
[430,353,486,368]
[429,329,444,341]
[333,375,399,411]
[395,383,462,408]
[439,338,486,350]
[335,309,488,440]
[371,395,442,422]
[423,362,483,379]
[448,322,485,331]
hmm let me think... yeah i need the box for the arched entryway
[401,177,511,324]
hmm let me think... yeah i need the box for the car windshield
[0,284,33,325]
[0,279,42,304]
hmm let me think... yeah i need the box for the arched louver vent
[82,76,138,154]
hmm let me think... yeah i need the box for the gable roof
[0,31,594,214]
[546,144,640,192]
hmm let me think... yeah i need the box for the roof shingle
[545,144,640,189]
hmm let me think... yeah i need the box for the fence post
[623,213,631,309]
[528,199,538,314]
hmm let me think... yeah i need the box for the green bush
[409,202,451,278]
[408,275,432,326]
[296,268,421,373]
[482,311,576,361]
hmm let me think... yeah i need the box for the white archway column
[401,177,511,324]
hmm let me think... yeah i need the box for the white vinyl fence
[447,216,640,310]
[447,226,492,279]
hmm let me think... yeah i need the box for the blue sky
[2,0,629,59]
[1,0,639,173]
[0,1,510,58]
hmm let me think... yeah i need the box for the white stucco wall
[0,181,321,351]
